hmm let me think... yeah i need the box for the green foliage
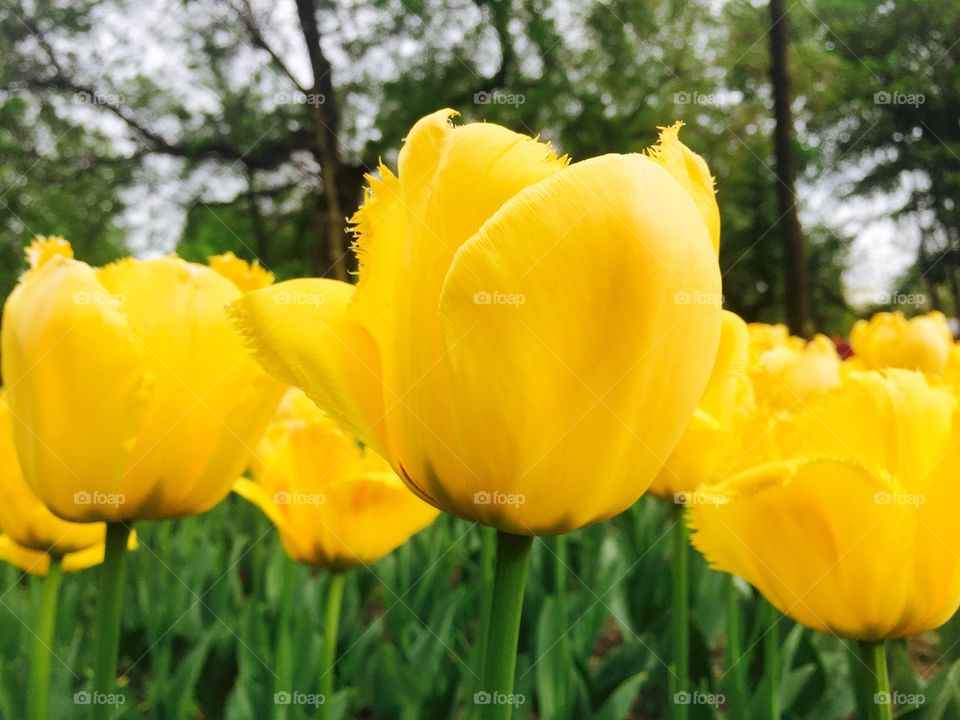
[0,496,947,718]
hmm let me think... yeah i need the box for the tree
[811,0,960,318]
[768,0,812,336]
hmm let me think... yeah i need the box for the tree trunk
[768,0,812,337]
[295,0,348,281]
[245,167,270,265]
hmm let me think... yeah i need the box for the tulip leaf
[535,595,576,720]
[592,671,649,720]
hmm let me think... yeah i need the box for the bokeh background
[1,1,959,719]
[1,0,958,336]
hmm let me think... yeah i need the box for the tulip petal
[233,478,294,536]
[434,153,721,534]
[229,279,390,456]
[0,531,136,575]
[94,257,281,519]
[208,251,274,292]
[690,459,917,639]
[353,111,570,499]
[777,369,955,488]
[646,122,720,253]
[0,396,105,554]
[650,310,753,496]
[316,471,438,566]
[1,256,150,522]
[904,441,960,635]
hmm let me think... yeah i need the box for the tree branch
[231,0,308,94]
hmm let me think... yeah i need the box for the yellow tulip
[0,238,284,522]
[651,311,753,499]
[850,310,955,375]
[750,330,840,409]
[0,394,136,575]
[747,322,796,357]
[231,110,722,535]
[690,369,960,640]
[0,534,139,575]
[234,389,438,567]
[945,345,960,385]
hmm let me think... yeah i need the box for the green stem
[723,575,747,714]
[471,526,497,720]
[764,601,781,720]
[275,558,296,720]
[29,555,63,720]
[858,640,893,720]
[670,507,690,720]
[321,570,346,720]
[93,522,131,720]
[479,532,534,720]
[553,534,572,717]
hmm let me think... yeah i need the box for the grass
[3,495,960,718]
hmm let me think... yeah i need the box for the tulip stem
[723,575,748,714]
[275,558,296,720]
[29,555,63,720]
[858,640,892,720]
[479,531,534,720]
[321,569,346,720]
[764,600,781,720]
[472,526,496,719]
[93,521,131,720]
[671,506,690,720]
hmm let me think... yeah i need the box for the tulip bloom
[231,111,723,719]
[749,329,840,409]
[234,389,437,715]
[849,310,955,375]
[231,111,721,536]
[690,370,960,716]
[235,389,438,568]
[0,391,136,719]
[0,238,283,715]
[1,239,284,522]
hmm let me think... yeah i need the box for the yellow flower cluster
[675,310,960,640]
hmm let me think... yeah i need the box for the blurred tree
[811,0,960,320]
[0,0,874,335]
[768,0,812,336]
